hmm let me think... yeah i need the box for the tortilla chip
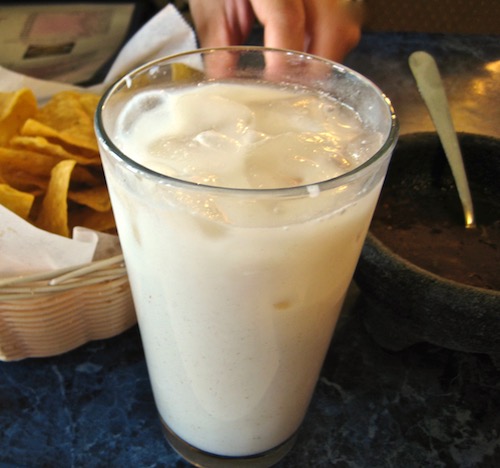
[10,135,102,166]
[0,88,115,234]
[0,183,34,219]
[69,206,116,233]
[28,91,100,152]
[0,88,37,146]
[0,147,100,187]
[35,159,76,237]
[68,185,112,212]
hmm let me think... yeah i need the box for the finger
[227,0,257,44]
[203,48,240,80]
[250,0,306,51]
[190,0,255,48]
[189,0,253,78]
[304,0,363,62]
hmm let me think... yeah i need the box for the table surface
[1,32,499,467]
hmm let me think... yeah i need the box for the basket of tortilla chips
[0,88,136,361]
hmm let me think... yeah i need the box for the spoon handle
[409,51,476,228]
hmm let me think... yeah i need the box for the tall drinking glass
[95,47,398,467]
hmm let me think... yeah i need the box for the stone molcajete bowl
[354,132,500,365]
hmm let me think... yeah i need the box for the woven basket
[0,254,136,361]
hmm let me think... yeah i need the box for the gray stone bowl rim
[364,231,500,298]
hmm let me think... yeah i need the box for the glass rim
[94,46,399,197]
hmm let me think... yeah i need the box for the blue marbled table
[1,32,499,467]
[2,289,499,467]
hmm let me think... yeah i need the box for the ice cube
[244,132,345,189]
[116,90,166,134]
[167,92,254,140]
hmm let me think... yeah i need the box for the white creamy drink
[105,81,387,457]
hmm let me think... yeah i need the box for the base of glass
[160,418,297,467]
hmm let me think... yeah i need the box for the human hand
[188,0,363,63]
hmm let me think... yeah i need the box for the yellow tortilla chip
[0,183,34,219]
[28,91,100,152]
[69,206,116,233]
[35,159,76,237]
[10,135,102,166]
[0,147,101,187]
[0,88,38,145]
[171,63,205,81]
[68,185,111,212]
[0,88,115,234]
[0,146,57,184]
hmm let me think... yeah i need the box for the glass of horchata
[95,47,398,467]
